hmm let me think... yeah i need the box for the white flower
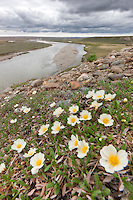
[68,135,79,151]
[69,105,79,114]
[30,97,33,100]
[53,107,64,117]
[23,148,37,158]
[51,121,65,134]
[92,90,105,100]
[77,140,89,158]
[32,90,37,95]
[38,124,49,135]
[20,106,27,111]
[123,98,128,103]
[30,153,45,174]
[11,138,26,153]
[100,144,128,173]
[23,107,31,113]
[98,113,114,127]
[67,115,80,126]
[14,104,19,108]
[10,119,17,124]
[86,90,95,98]
[79,110,92,120]
[0,163,6,173]
[50,102,56,108]
[104,94,116,101]
[90,101,103,110]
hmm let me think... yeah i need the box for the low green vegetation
[0,78,133,199]
[87,54,97,62]
[47,36,133,60]
[0,39,51,56]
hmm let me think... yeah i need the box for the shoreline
[0,43,84,94]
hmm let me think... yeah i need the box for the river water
[0,41,86,93]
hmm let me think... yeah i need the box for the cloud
[0,0,133,34]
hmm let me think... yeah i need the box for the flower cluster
[2,88,129,178]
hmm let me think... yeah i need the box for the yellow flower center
[102,118,109,124]
[26,110,29,112]
[109,155,119,167]
[17,144,22,148]
[74,140,78,146]
[97,95,102,98]
[36,159,42,167]
[82,146,88,154]
[28,151,33,156]
[42,127,47,132]
[108,97,111,100]
[83,114,88,119]
[72,108,77,113]
[56,126,60,132]
[71,118,76,123]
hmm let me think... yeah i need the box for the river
[0,41,86,93]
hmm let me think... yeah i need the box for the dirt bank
[53,44,79,68]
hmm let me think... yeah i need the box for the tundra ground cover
[0,78,133,200]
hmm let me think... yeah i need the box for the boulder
[111,66,123,73]
[70,81,81,90]
[77,73,92,82]
[108,73,124,81]
[31,79,43,87]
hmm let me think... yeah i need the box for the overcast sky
[0,0,133,36]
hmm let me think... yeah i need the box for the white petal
[31,167,39,174]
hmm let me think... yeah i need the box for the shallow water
[0,41,86,93]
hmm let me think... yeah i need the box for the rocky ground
[0,47,133,101]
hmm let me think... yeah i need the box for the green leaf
[33,197,42,200]
[44,164,52,172]
[102,188,110,196]
[20,194,25,200]
[46,182,55,189]
[18,180,28,188]
[92,189,101,197]
[72,177,80,184]
[123,181,133,193]
[0,195,5,199]
[94,173,100,186]
[54,184,60,195]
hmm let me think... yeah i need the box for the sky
[0,0,133,37]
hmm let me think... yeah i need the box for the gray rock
[31,79,43,87]
[108,74,124,80]
[79,87,90,93]
[77,73,92,82]
[56,99,71,106]
[111,66,123,73]
[111,60,124,66]
[99,64,108,70]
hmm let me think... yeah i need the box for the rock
[31,79,43,87]
[77,73,92,82]
[56,99,71,106]
[108,73,124,81]
[99,64,108,70]
[111,60,124,66]
[44,82,60,89]
[79,87,90,93]
[3,87,13,93]
[111,66,123,73]
[93,71,102,76]
[59,90,74,98]
[70,81,81,90]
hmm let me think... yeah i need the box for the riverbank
[0,42,85,94]
[0,37,51,62]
